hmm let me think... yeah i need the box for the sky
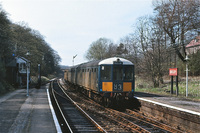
[0,0,153,66]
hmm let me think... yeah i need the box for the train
[64,57,135,107]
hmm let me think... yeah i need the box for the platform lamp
[26,51,31,96]
[185,55,189,97]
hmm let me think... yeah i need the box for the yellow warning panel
[123,82,132,91]
[102,82,113,91]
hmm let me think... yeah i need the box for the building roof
[16,56,30,64]
[6,58,17,67]
[6,56,30,67]
[186,35,200,49]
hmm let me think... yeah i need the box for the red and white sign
[169,68,178,76]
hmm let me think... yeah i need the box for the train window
[100,65,111,80]
[124,66,133,80]
[113,65,123,80]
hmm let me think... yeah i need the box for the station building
[186,35,200,55]
[6,56,30,87]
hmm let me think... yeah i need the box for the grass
[135,76,200,101]
[30,76,51,86]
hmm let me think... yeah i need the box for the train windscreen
[100,65,111,80]
[113,65,123,81]
[124,65,133,80]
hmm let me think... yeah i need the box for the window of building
[19,63,26,71]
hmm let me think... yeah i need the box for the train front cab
[98,58,134,106]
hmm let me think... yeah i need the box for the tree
[153,0,200,62]
[0,4,61,94]
[106,43,118,57]
[120,35,139,62]
[85,38,113,60]
[0,5,13,93]
[118,35,141,75]
[134,15,169,87]
[116,43,128,56]
[188,50,200,76]
[10,23,61,76]
[0,6,12,63]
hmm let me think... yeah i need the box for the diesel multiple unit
[64,57,135,107]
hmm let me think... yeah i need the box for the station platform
[135,92,200,114]
[134,92,200,132]
[0,84,58,133]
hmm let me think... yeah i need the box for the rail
[57,79,107,133]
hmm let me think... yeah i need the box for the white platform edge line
[47,88,62,133]
[135,96,200,116]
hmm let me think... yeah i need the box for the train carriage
[64,57,135,107]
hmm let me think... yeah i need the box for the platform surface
[0,84,57,133]
[135,92,200,114]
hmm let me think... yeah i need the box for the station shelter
[6,56,30,88]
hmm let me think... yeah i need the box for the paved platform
[135,92,200,115]
[135,92,200,133]
[0,84,57,133]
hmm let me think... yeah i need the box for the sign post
[169,68,178,96]
[170,76,173,94]
[176,76,178,96]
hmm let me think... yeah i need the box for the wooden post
[171,76,173,94]
[176,75,179,96]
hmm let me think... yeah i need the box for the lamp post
[185,55,189,97]
[26,51,30,96]
[37,64,41,89]
[26,62,30,96]
[73,54,77,66]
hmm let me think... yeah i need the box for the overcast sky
[1,0,153,66]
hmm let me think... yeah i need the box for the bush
[0,62,6,80]
[188,51,200,76]
[0,62,7,94]
[0,82,6,94]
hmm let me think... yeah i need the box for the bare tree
[106,43,118,57]
[134,16,169,87]
[119,35,140,73]
[153,0,200,62]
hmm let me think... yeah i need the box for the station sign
[169,68,178,76]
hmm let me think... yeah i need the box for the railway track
[59,79,184,133]
[49,80,106,132]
